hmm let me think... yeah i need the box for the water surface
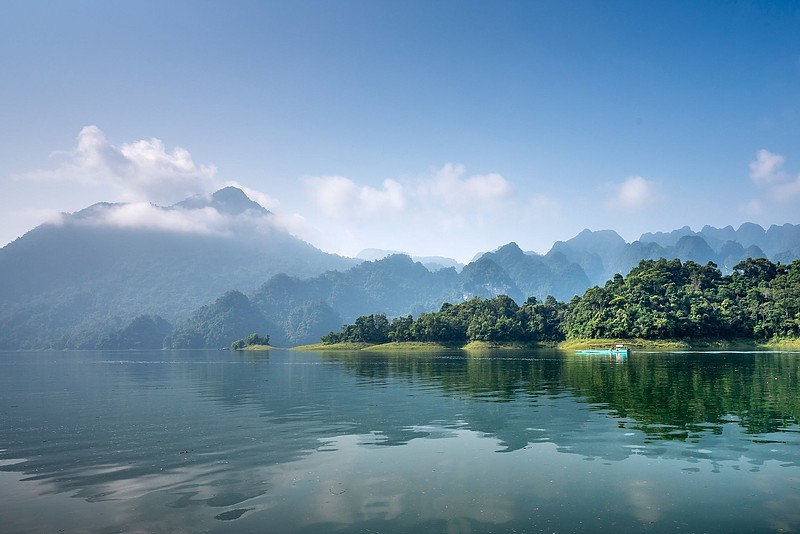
[1,348,799,533]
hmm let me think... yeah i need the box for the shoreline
[292,337,800,352]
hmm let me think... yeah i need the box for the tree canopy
[231,332,271,350]
[322,258,800,345]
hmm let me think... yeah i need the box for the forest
[321,258,800,346]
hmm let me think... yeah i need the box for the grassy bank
[233,344,274,351]
[362,342,453,352]
[558,337,800,350]
[295,337,800,352]
[558,338,690,350]
[291,342,373,351]
[760,338,800,350]
[295,341,541,352]
[462,340,544,351]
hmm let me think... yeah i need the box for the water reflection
[1,348,799,533]
[328,348,800,444]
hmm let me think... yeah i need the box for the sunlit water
[1,348,799,533]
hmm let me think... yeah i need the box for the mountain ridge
[2,188,799,349]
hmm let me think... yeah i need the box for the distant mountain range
[1,187,798,349]
[544,224,798,287]
[356,248,464,272]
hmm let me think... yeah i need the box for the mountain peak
[493,242,524,258]
[175,187,270,216]
[564,229,626,252]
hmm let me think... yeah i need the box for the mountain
[169,290,275,349]
[0,187,357,349]
[459,255,523,303]
[237,249,588,348]
[250,254,462,344]
[546,224,800,286]
[481,242,590,301]
[357,248,464,272]
[638,222,800,266]
[98,314,172,350]
[546,229,653,286]
[174,186,270,215]
[3,189,800,351]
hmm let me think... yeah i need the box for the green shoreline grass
[558,338,689,350]
[291,342,373,351]
[233,344,274,351]
[292,337,800,352]
[295,340,547,352]
[559,338,800,350]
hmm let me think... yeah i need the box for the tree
[231,332,270,350]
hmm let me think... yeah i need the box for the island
[230,333,273,351]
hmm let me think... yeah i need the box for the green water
[1,348,798,533]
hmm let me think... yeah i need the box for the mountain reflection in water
[1,348,798,533]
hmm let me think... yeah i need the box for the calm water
[1,348,799,533]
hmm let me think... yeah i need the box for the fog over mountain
[1,187,799,350]
[0,187,356,349]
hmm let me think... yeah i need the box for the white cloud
[304,175,406,219]
[98,203,228,235]
[420,163,511,210]
[303,165,514,223]
[749,149,787,185]
[297,164,533,261]
[26,125,217,205]
[606,176,658,210]
[748,149,800,202]
[70,201,287,238]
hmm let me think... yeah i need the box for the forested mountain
[2,188,799,352]
[639,223,800,257]
[169,290,276,349]
[252,254,461,328]
[325,257,800,346]
[0,187,356,349]
[157,251,591,348]
[481,242,591,301]
[546,224,799,287]
[243,250,591,347]
[97,314,172,350]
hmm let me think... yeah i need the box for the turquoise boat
[576,344,630,356]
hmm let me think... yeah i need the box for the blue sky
[1,1,799,262]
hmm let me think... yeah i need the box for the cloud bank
[29,127,791,262]
[83,203,229,235]
[19,126,302,239]
[299,163,560,260]
[68,200,287,238]
[306,176,406,219]
[305,163,513,229]
[28,125,217,205]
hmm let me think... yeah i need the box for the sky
[1,0,799,263]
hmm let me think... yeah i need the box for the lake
[1,348,799,533]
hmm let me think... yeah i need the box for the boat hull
[576,348,630,356]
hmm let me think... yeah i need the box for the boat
[576,344,630,356]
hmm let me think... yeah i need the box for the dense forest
[321,258,800,346]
